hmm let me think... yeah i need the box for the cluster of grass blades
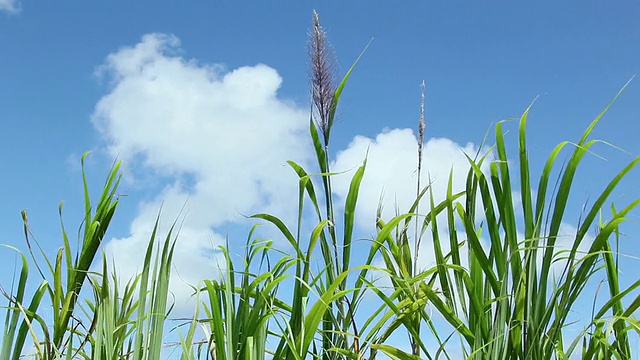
[360,87,640,360]
[1,9,639,360]
[397,83,640,359]
[0,152,123,360]
[1,153,178,360]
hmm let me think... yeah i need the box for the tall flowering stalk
[308,10,344,360]
[411,80,426,357]
[252,11,370,359]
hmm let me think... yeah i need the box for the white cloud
[0,0,20,14]
[92,33,312,311]
[330,128,492,232]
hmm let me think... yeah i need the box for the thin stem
[414,80,426,274]
[411,80,426,357]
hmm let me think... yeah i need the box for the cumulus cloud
[0,0,20,14]
[330,128,492,233]
[92,33,312,310]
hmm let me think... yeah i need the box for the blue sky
[1,0,639,357]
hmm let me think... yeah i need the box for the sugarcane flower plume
[309,9,337,146]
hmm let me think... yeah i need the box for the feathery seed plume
[308,9,337,146]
